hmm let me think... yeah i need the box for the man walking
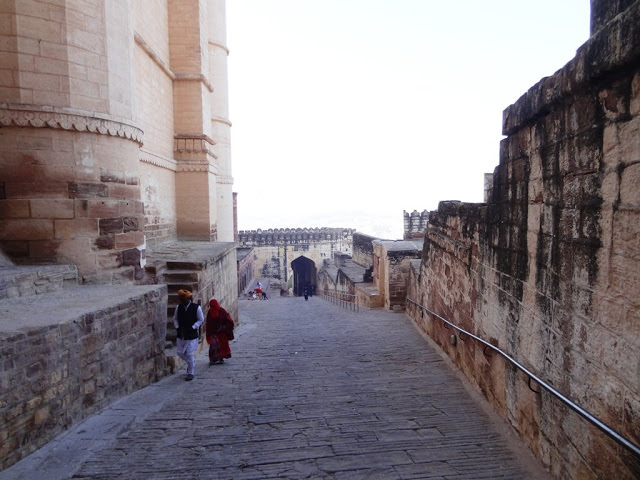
[173,289,204,381]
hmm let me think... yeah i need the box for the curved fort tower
[0,0,234,283]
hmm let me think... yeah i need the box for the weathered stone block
[122,216,139,232]
[77,199,120,218]
[619,162,640,206]
[0,219,53,241]
[30,199,74,219]
[122,247,141,266]
[0,200,30,218]
[68,182,108,198]
[114,231,144,249]
[99,217,124,235]
[95,235,114,249]
[53,218,99,240]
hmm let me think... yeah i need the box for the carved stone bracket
[0,103,144,145]
[174,134,216,155]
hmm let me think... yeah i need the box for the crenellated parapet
[238,227,354,246]
[403,210,429,239]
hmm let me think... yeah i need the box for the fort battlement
[238,227,354,245]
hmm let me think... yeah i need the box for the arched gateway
[291,256,317,297]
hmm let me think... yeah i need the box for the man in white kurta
[173,289,204,381]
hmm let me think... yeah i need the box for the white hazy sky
[226,1,591,239]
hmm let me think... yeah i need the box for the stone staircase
[143,257,215,373]
[162,262,204,343]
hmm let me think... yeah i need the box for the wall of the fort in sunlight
[0,0,234,281]
[408,2,640,479]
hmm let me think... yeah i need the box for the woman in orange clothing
[205,299,234,365]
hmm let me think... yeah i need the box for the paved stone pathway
[1,291,551,479]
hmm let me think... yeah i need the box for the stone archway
[291,256,317,296]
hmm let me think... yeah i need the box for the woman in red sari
[205,299,234,365]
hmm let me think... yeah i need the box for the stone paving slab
[0,292,552,479]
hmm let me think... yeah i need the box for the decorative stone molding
[211,114,232,127]
[175,160,211,173]
[216,174,234,185]
[174,73,214,93]
[134,32,175,81]
[0,103,144,145]
[209,39,230,55]
[139,148,178,172]
[174,134,216,154]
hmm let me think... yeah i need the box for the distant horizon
[234,207,412,239]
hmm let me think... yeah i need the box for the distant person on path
[206,298,235,365]
[173,289,204,381]
[303,286,309,301]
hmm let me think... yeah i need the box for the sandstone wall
[352,232,376,268]
[133,0,178,247]
[0,128,145,283]
[373,240,422,311]
[238,228,353,287]
[0,0,235,277]
[237,247,256,294]
[0,284,168,470]
[0,1,145,281]
[408,2,640,478]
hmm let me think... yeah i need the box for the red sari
[205,299,233,363]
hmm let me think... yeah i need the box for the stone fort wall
[0,0,234,283]
[0,284,167,469]
[408,2,640,478]
[238,228,353,289]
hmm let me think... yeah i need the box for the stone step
[162,270,200,282]
[166,261,205,271]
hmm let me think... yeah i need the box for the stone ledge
[0,264,78,300]
[0,284,168,470]
[0,284,164,333]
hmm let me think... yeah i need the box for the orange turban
[178,289,192,299]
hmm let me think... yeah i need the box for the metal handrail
[322,291,359,312]
[406,297,640,457]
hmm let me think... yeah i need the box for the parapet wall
[0,284,168,470]
[352,232,377,268]
[238,227,353,246]
[403,210,429,239]
[408,2,640,479]
[238,228,354,286]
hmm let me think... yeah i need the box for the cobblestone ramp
[1,295,551,480]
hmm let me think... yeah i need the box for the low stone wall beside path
[0,284,168,470]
